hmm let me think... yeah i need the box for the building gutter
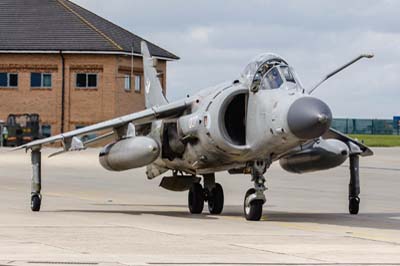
[60,51,65,133]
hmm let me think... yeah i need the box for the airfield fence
[332,118,399,135]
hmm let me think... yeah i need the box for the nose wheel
[243,160,269,221]
[244,188,263,221]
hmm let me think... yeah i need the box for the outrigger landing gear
[30,148,42,212]
[188,173,224,215]
[244,160,269,221]
[348,154,360,215]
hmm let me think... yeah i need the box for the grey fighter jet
[16,42,373,221]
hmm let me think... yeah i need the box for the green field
[349,134,400,147]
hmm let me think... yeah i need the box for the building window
[31,73,52,88]
[124,75,131,91]
[76,73,97,88]
[135,75,141,92]
[0,73,18,87]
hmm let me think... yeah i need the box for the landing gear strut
[30,148,42,212]
[244,160,269,221]
[348,154,360,215]
[188,173,224,215]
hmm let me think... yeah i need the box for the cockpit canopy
[240,53,303,91]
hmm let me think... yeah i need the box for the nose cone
[287,97,332,139]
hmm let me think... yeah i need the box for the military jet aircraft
[16,42,373,221]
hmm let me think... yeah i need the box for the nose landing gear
[243,160,269,221]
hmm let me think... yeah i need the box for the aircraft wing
[14,99,190,151]
[323,128,373,156]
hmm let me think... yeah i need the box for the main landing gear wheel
[349,197,360,215]
[208,183,224,214]
[31,194,41,212]
[244,188,263,221]
[188,183,204,214]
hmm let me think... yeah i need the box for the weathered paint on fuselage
[152,78,307,175]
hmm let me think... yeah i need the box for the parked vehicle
[5,114,41,147]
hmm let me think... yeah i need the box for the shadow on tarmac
[50,204,400,230]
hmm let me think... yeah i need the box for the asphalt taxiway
[0,148,399,266]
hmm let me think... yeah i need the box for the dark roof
[0,0,179,60]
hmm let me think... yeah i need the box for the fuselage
[152,53,332,175]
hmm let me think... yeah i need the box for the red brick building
[0,0,178,136]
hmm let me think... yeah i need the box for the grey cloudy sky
[73,0,399,118]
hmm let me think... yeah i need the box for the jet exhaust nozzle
[287,97,332,140]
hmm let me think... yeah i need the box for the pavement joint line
[275,220,400,240]
[29,240,88,255]
[45,192,105,203]
[145,263,400,265]
[345,234,400,246]
[230,243,328,263]
[27,262,98,265]
[106,222,182,237]
[0,261,129,266]
[0,225,143,228]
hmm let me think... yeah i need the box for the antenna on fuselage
[308,54,374,94]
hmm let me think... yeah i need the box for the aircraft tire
[208,183,224,214]
[188,183,204,214]
[31,194,41,212]
[349,197,360,215]
[244,188,263,221]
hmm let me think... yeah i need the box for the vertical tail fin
[141,41,168,108]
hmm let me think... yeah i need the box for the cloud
[189,27,213,43]
[73,0,400,118]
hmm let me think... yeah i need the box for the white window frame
[124,75,131,91]
[134,75,141,92]
[42,73,52,88]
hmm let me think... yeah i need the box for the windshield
[280,66,296,83]
[261,67,283,90]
